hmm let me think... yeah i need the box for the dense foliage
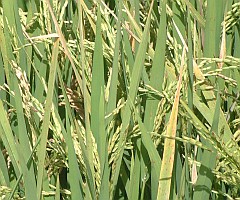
[0,0,239,199]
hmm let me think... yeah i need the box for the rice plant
[0,0,239,199]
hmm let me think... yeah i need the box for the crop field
[0,0,239,199]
